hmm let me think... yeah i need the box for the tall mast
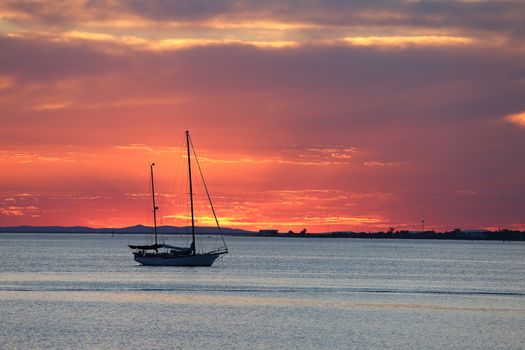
[150,163,158,246]
[186,130,196,255]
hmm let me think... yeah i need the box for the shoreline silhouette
[1,225,523,241]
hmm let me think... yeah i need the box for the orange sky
[1,0,524,232]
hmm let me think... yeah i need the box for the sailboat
[129,130,228,266]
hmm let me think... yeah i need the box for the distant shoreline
[1,225,524,241]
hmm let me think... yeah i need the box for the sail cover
[128,244,164,250]
[164,244,193,254]
[128,243,193,252]
[163,244,188,250]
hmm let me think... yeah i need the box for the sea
[0,233,524,350]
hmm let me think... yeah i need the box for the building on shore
[259,229,278,236]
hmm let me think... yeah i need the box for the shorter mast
[186,130,196,255]
[150,163,159,246]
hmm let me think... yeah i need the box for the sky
[1,0,524,232]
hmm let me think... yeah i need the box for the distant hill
[0,225,254,235]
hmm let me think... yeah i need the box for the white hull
[134,253,222,266]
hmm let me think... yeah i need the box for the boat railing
[205,247,229,255]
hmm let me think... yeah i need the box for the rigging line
[189,135,228,252]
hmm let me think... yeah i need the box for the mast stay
[189,134,228,253]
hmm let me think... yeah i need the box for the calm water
[0,234,524,349]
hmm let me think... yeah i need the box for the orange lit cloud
[10,29,479,51]
[342,36,474,47]
[0,205,39,216]
[504,111,525,128]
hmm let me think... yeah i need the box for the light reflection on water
[1,234,524,349]
[0,290,522,314]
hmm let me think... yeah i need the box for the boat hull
[134,252,222,266]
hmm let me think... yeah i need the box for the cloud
[0,150,78,163]
[4,29,476,52]
[0,205,38,216]
[33,102,70,110]
[0,35,128,82]
[364,161,410,167]
[2,0,525,51]
[456,189,479,196]
[5,0,524,32]
[120,0,236,22]
[504,111,525,128]
[115,144,183,154]
[343,35,474,47]
[116,143,357,166]
[304,147,357,160]
[0,75,15,89]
